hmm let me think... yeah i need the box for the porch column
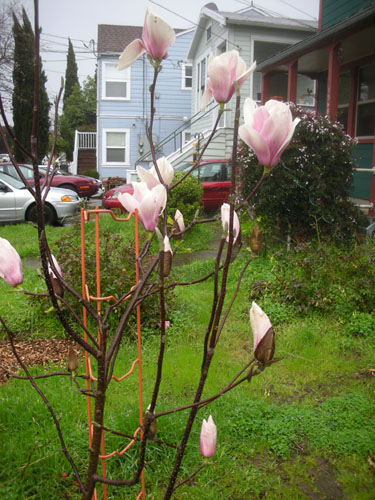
[287,60,298,103]
[326,43,340,120]
[261,72,270,104]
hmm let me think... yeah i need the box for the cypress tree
[63,38,79,110]
[12,8,50,162]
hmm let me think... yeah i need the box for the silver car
[0,171,80,225]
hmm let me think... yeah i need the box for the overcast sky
[18,0,319,106]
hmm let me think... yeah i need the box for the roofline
[257,4,375,71]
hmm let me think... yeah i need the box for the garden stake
[80,207,145,500]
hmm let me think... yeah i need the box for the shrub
[53,226,164,338]
[239,105,366,242]
[168,170,203,223]
[249,240,375,318]
[81,169,99,179]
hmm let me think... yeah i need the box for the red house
[257,0,375,217]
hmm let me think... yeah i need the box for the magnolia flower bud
[249,223,263,255]
[249,302,275,364]
[68,346,78,373]
[159,236,172,277]
[200,415,217,458]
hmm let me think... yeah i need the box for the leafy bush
[249,240,375,319]
[81,169,99,179]
[239,105,366,241]
[168,170,203,223]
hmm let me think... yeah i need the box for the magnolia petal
[118,192,139,213]
[143,6,176,61]
[207,64,233,103]
[236,60,256,88]
[200,88,213,111]
[243,98,258,124]
[156,157,174,186]
[137,166,159,190]
[272,117,301,167]
[239,124,271,166]
[0,237,22,287]
[117,39,146,70]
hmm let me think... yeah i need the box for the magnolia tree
[0,3,300,499]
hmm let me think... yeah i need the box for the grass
[0,224,375,498]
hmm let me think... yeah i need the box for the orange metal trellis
[80,207,145,500]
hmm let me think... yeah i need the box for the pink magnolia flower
[200,415,217,458]
[118,181,167,232]
[117,6,176,69]
[200,51,256,111]
[221,203,240,243]
[137,157,174,189]
[0,237,22,287]
[249,301,275,364]
[239,98,300,168]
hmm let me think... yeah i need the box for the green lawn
[0,222,374,499]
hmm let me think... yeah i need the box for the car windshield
[0,171,27,189]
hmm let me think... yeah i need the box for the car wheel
[27,204,57,225]
[59,183,79,194]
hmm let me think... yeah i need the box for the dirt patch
[299,457,343,499]
[0,339,81,383]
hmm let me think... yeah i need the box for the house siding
[97,29,193,178]
[322,0,375,29]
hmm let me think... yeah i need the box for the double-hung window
[182,63,192,89]
[356,63,375,138]
[196,54,208,111]
[102,62,130,100]
[103,129,129,165]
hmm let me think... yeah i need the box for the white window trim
[102,128,130,166]
[181,63,193,90]
[102,61,131,101]
[355,63,375,139]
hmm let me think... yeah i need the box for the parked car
[0,163,102,198]
[102,160,231,211]
[0,171,80,225]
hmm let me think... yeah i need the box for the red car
[0,163,102,198]
[102,159,231,211]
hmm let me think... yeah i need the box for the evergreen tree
[63,38,79,110]
[12,8,50,162]
[59,76,96,161]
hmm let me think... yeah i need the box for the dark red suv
[0,163,102,198]
[102,159,231,211]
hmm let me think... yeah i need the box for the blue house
[96,24,193,181]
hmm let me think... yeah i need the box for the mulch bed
[0,339,81,384]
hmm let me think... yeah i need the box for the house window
[356,63,375,137]
[196,55,208,111]
[103,129,129,165]
[102,62,130,100]
[216,41,227,55]
[337,72,350,131]
[207,25,211,41]
[182,130,192,144]
[182,63,192,89]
